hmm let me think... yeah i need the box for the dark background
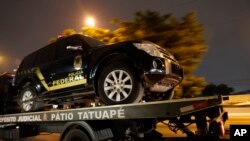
[0,0,250,92]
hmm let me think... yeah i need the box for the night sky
[0,0,250,92]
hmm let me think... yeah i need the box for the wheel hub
[115,83,122,90]
[104,70,133,102]
[22,90,34,111]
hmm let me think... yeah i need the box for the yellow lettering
[52,81,57,86]
[65,77,69,83]
[69,76,74,82]
[60,79,65,84]
[74,76,79,81]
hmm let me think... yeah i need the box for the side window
[84,36,104,47]
[56,40,70,58]
[56,37,86,59]
[34,45,56,66]
[67,37,86,50]
[19,53,37,70]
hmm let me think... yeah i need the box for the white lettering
[77,112,83,120]
[77,109,125,120]
[68,113,74,120]
[234,129,248,136]
[95,111,102,119]
[60,113,66,120]
[55,113,60,120]
[110,110,116,118]
[83,112,89,119]
[17,115,41,122]
[118,109,125,118]
[51,113,74,121]
[234,129,241,136]
[0,116,16,123]
[88,111,94,119]
[51,114,56,120]
[102,111,109,119]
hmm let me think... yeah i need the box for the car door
[33,43,57,94]
[48,36,89,94]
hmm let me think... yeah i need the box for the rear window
[83,36,105,47]
[55,38,78,59]
[19,42,57,70]
[34,45,56,66]
[19,52,37,70]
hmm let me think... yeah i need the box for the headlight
[133,42,164,58]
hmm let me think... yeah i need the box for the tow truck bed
[0,95,228,141]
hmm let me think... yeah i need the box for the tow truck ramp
[0,95,228,141]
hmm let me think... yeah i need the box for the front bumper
[144,58,183,92]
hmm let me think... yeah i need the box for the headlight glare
[133,43,163,57]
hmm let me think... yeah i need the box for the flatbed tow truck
[0,35,228,140]
[0,95,228,141]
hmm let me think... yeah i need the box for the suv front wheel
[98,63,144,105]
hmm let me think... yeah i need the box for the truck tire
[208,121,220,140]
[63,129,90,141]
[164,88,175,100]
[19,82,41,112]
[98,63,144,105]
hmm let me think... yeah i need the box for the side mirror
[66,45,83,51]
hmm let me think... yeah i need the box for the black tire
[165,88,175,100]
[63,129,90,141]
[208,121,220,141]
[98,63,144,105]
[19,82,42,112]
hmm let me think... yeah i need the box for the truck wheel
[63,129,90,141]
[164,88,175,100]
[98,63,144,105]
[208,121,220,140]
[19,83,41,112]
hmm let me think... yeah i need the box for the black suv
[15,34,183,112]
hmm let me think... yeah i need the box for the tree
[56,10,208,98]
[201,83,217,96]
[176,74,206,98]
[49,28,77,43]
[202,83,234,96]
[216,84,234,95]
[107,11,207,98]
[82,27,114,43]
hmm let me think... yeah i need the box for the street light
[85,16,95,27]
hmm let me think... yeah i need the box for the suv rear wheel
[19,82,41,112]
[98,63,144,105]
